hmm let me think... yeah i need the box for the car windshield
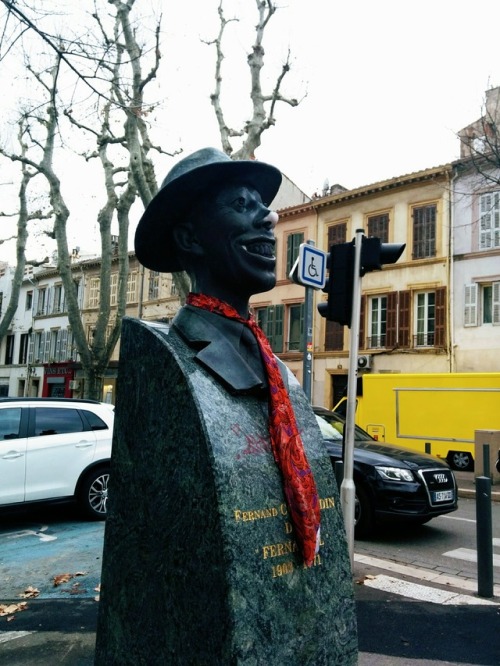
[314,409,375,443]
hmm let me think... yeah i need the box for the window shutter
[28,334,34,363]
[359,295,366,350]
[325,321,344,351]
[434,287,447,348]
[493,282,500,325]
[464,284,478,327]
[385,292,398,348]
[44,333,51,362]
[398,290,411,348]
[299,303,305,350]
[273,304,284,353]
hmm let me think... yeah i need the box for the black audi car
[313,406,458,538]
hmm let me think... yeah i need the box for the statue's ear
[172,222,204,258]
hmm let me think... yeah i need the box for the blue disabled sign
[298,244,327,289]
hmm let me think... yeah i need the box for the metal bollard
[482,443,490,478]
[335,460,344,490]
[475,476,493,598]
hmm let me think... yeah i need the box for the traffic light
[360,237,406,275]
[317,242,354,326]
[317,235,406,326]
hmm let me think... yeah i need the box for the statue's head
[135,147,282,274]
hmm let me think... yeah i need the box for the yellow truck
[333,372,500,471]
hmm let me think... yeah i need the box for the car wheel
[78,468,110,520]
[354,485,375,539]
[448,450,474,471]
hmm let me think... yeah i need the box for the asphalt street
[0,473,498,665]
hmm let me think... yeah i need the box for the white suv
[0,398,114,519]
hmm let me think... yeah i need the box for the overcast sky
[2,0,500,262]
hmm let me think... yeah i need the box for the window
[33,332,46,363]
[110,274,119,307]
[82,410,109,431]
[0,408,21,440]
[464,282,500,326]
[415,292,435,346]
[148,271,160,300]
[25,291,33,311]
[49,330,62,361]
[286,232,304,275]
[88,277,100,308]
[5,335,14,365]
[412,204,436,259]
[479,192,500,249]
[52,284,64,313]
[287,303,304,352]
[170,281,177,296]
[126,272,137,303]
[33,408,84,436]
[327,223,347,248]
[367,214,389,243]
[18,333,29,364]
[36,288,47,315]
[255,305,284,353]
[368,296,387,348]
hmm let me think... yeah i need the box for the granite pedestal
[95,317,357,665]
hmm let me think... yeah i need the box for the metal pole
[476,476,493,598]
[341,228,364,566]
[482,443,491,478]
[302,240,315,403]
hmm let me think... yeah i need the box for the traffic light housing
[317,235,406,326]
[360,237,405,275]
[317,242,354,326]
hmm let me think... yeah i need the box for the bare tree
[0,0,302,398]
[458,87,500,188]
[0,0,179,398]
[208,0,300,159]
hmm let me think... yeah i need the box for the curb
[458,487,500,502]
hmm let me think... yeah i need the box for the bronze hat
[134,147,282,273]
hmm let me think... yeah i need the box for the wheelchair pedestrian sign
[298,244,327,289]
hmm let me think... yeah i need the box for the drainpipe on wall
[448,167,458,373]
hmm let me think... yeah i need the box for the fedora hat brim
[135,156,282,273]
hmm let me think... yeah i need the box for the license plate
[433,489,453,502]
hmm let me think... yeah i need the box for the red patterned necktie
[187,292,320,567]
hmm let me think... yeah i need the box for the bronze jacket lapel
[172,306,289,395]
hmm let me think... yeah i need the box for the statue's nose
[259,209,279,229]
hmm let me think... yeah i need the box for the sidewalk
[455,470,500,502]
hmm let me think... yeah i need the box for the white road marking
[438,514,476,523]
[0,631,34,644]
[354,552,500,597]
[443,546,500,567]
[4,526,57,542]
[362,574,499,605]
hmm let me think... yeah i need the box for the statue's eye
[232,196,247,211]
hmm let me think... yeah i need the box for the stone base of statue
[95,318,357,665]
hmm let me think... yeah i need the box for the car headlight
[375,466,414,482]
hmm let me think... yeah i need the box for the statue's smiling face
[189,184,279,302]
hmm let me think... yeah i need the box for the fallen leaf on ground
[53,573,74,587]
[0,602,28,617]
[19,586,40,599]
[355,574,377,585]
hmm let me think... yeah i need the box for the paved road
[0,498,499,665]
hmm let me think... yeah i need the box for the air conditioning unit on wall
[357,355,372,370]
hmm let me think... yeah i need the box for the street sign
[297,244,327,289]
